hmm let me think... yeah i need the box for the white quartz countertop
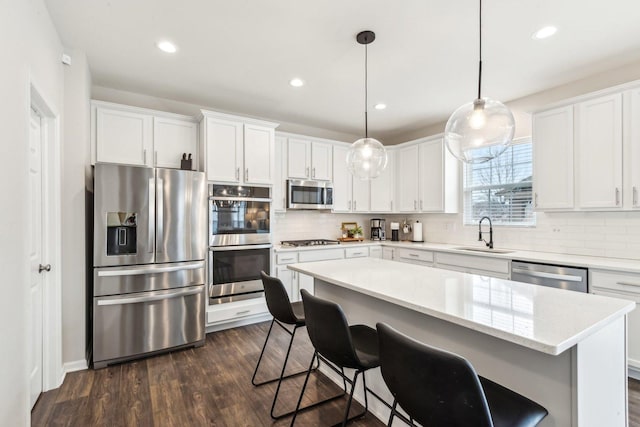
[287,258,635,355]
[275,240,640,274]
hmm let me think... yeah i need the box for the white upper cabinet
[332,144,353,212]
[93,101,197,169]
[396,136,458,213]
[352,177,370,212]
[287,138,333,181]
[287,138,311,179]
[153,117,198,169]
[575,93,623,209]
[370,150,395,212]
[397,144,420,212]
[272,136,287,212]
[419,137,458,213]
[202,110,278,185]
[625,88,640,210]
[244,124,275,185]
[532,105,575,210]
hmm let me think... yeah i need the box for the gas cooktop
[281,239,341,247]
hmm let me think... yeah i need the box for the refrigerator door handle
[148,177,155,253]
[156,177,164,253]
[97,261,204,277]
[96,286,203,306]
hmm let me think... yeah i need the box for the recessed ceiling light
[374,103,387,110]
[289,78,304,87]
[157,40,177,53]
[532,26,557,40]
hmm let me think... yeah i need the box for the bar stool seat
[376,322,548,427]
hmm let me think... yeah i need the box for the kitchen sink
[453,246,514,254]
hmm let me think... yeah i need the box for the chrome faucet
[478,216,493,249]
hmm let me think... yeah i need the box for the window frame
[462,137,535,228]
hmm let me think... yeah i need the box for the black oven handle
[210,244,273,251]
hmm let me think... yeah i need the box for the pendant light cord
[364,41,369,138]
[477,0,483,101]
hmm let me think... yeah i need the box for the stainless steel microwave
[287,179,333,210]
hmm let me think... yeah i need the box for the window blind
[463,139,535,226]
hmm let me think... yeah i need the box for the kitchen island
[288,258,635,427]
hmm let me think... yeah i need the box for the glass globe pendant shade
[346,137,388,180]
[444,97,515,164]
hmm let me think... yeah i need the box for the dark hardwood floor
[32,321,385,426]
[32,321,640,426]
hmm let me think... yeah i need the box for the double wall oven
[208,184,271,304]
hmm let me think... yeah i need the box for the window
[463,137,535,226]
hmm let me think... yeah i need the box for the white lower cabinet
[435,252,510,279]
[345,247,369,258]
[395,248,434,266]
[382,247,395,260]
[206,298,268,325]
[590,270,640,371]
[369,246,382,259]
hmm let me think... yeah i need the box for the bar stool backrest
[260,271,298,325]
[300,289,361,369]
[377,322,494,427]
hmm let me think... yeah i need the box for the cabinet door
[625,89,640,209]
[332,145,352,212]
[575,93,623,209]
[382,247,395,260]
[532,106,574,210]
[287,138,311,179]
[352,177,370,212]
[96,107,152,166]
[244,124,274,185]
[273,136,287,212]
[275,266,296,301]
[369,247,382,259]
[153,117,197,169]
[370,150,395,212]
[397,145,420,212]
[298,273,314,298]
[419,139,444,212]
[206,117,243,183]
[311,141,333,180]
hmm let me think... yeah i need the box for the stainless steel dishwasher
[511,260,588,293]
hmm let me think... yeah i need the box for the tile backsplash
[273,210,640,260]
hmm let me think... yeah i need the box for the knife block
[180,158,193,170]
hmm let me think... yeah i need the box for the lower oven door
[209,244,271,303]
[92,284,205,368]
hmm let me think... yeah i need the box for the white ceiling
[45,0,640,142]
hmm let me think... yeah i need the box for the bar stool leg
[290,352,318,427]
[251,319,275,386]
[340,370,361,427]
[387,399,397,426]
[270,326,299,418]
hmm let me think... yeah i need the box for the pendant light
[444,0,515,164]
[347,30,388,180]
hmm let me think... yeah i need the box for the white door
[28,108,45,409]
[311,141,332,181]
[205,117,243,183]
[397,145,420,212]
[419,140,444,212]
[331,145,352,212]
[244,124,274,185]
[370,150,395,212]
[287,138,311,179]
[153,117,197,169]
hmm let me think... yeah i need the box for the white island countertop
[288,258,634,355]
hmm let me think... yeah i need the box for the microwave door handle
[156,177,164,253]
[148,177,155,253]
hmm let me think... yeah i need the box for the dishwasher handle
[511,267,583,282]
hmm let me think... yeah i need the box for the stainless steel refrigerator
[90,164,207,368]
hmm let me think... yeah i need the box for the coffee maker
[370,218,386,241]
[390,222,400,241]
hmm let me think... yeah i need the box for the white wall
[61,50,91,366]
[0,0,64,425]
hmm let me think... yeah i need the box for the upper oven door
[287,179,333,209]
[209,185,271,246]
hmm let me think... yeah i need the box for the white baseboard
[629,365,640,380]
[63,359,88,374]
[205,313,271,333]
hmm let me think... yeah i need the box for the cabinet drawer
[276,252,299,265]
[345,247,369,258]
[591,270,640,300]
[436,252,510,275]
[396,248,434,264]
[206,298,268,324]
[298,248,344,262]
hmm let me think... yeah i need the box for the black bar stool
[376,322,549,427]
[252,271,337,419]
[291,289,383,427]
